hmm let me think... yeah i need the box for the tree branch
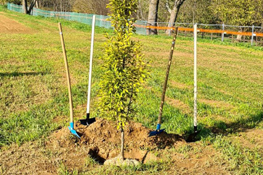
[28,0,37,14]
[165,0,172,14]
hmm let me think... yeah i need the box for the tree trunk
[166,0,186,34]
[28,0,37,14]
[35,0,39,8]
[260,22,263,43]
[23,0,37,15]
[138,0,145,20]
[23,0,28,14]
[120,127,124,160]
[147,0,160,35]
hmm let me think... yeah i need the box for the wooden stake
[157,27,179,126]
[58,23,74,124]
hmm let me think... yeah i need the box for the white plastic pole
[251,25,254,46]
[86,15,96,114]
[194,23,198,133]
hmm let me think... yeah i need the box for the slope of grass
[1,5,263,174]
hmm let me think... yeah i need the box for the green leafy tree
[177,0,214,24]
[1,0,21,5]
[97,0,148,160]
[210,0,256,26]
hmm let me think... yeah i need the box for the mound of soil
[47,118,185,164]
[79,118,184,148]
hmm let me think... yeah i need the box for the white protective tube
[194,23,198,133]
[86,15,96,114]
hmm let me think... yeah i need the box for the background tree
[177,0,214,24]
[253,0,263,32]
[210,0,256,26]
[147,0,160,35]
[97,0,148,160]
[165,0,186,34]
[22,0,37,14]
[136,0,148,20]
[72,0,109,15]
[5,0,263,29]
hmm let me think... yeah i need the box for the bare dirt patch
[0,142,57,174]
[76,118,185,161]
[0,118,231,174]
[166,97,191,114]
[0,118,184,174]
[0,14,32,34]
[232,129,263,150]
[170,80,191,90]
[170,144,230,175]
[199,99,233,110]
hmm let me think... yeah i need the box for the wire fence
[148,22,263,46]
[7,3,263,46]
[7,3,147,35]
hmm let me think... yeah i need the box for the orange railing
[133,24,263,37]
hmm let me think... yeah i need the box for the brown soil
[0,14,32,33]
[0,116,232,175]
[74,118,184,161]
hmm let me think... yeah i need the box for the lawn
[0,5,263,174]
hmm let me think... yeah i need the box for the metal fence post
[251,25,254,46]
[169,22,171,36]
[221,23,224,42]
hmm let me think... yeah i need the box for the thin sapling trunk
[98,0,148,165]
[120,126,124,160]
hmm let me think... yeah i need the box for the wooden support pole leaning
[158,27,179,125]
[58,23,73,124]
[58,23,80,138]
[149,27,179,136]
[194,23,198,133]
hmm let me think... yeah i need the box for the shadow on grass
[0,72,48,77]
[189,111,263,141]
[225,111,263,132]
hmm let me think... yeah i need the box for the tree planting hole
[88,147,106,164]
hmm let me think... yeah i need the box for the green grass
[213,135,263,174]
[1,5,263,174]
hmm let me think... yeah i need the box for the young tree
[98,0,148,160]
